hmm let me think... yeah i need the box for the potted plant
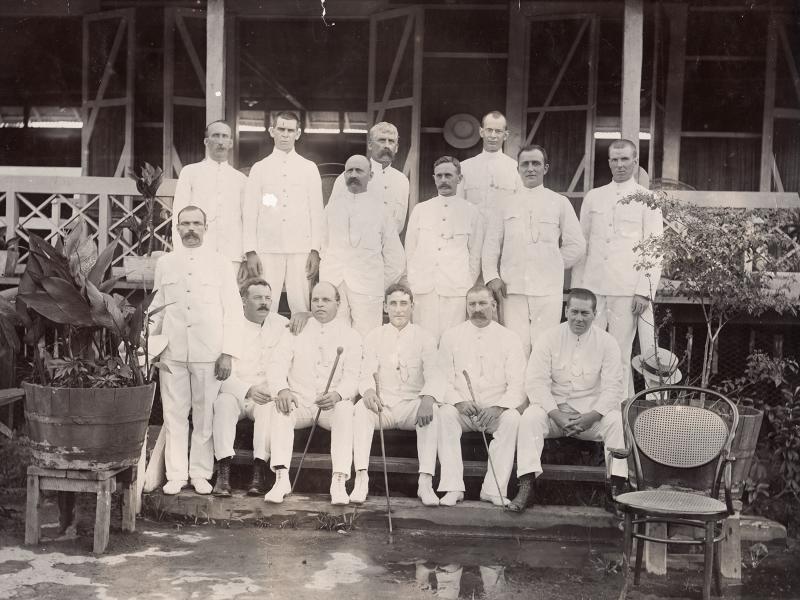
[6,218,167,470]
[122,162,165,284]
[629,190,799,488]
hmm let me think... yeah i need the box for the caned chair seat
[617,490,727,516]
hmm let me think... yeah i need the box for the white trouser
[212,393,272,462]
[353,398,438,475]
[335,281,383,339]
[160,360,221,481]
[516,405,628,478]
[259,252,309,314]
[412,293,466,341]
[501,293,563,357]
[594,295,656,399]
[268,400,354,478]
[437,404,520,496]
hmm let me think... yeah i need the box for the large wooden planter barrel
[23,382,155,471]
[730,406,764,490]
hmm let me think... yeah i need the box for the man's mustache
[346,177,360,185]
[257,305,269,310]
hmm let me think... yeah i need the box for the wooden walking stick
[462,370,507,511]
[373,372,394,535]
[291,346,343,493]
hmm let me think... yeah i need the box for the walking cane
[462,370,507,511]
[373,372,394,535]
[291,346,343,493]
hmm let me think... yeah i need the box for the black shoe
[508,474,535,513]
[212,457,232,497]
[247,459,269,496]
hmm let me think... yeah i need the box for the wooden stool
[25,465,137,554]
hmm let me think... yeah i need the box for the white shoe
[264,468,291,504]
[480,491,510,507]
[162,480,187,495]
[330,472,349,505]
[349,470,369,504]
[439,491,464,506]
[191,478,212,495]
[417,476,439,506]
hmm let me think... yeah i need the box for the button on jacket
[359,323,446,408]
[526,323,623,416]
[150,247,243,362]
[457,150,521,218]
[406,195,483,297]
[331,158,409,234]
[267,318,362,406]
[220,311,290,401]
[171,160,247,262]
[321,189,406,296]
[243,149,324,255]
[571,179,663,297]
[482,185,585,296]
[439,321,526,410]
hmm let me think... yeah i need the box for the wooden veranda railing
[0,175,798,278]
[0,175,177,275]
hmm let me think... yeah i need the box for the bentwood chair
[615,385,739,600]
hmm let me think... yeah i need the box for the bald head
[343,154,372,194]
[310,281,340,324]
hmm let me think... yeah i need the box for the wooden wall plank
[662,4,688,181]
[207,0,226,124]
[760,15,778,192]
[621,0,644,154]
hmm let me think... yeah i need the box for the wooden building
[0,0,798,212]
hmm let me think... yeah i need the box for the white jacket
[330,158,409,234]
[438,320,526,410]
[243,149,324,255]
[482,185,585,296]
[171,159,247,262]
[150,247,243,362]
[571,178,663,297]
[359,323,446,408]
[526,323,623,416]
[405,195,483,297]
[457,150,521,221]
[219,311,290,401]
[320,189,406,296]
[267,318,362,406]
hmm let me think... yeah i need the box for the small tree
[627,190,799,389]
[126,162,164,257]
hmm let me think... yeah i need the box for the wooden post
[24,472,40,546]
[662,4,688,181]
[644,521,668,575]
[505,3,528,159]
[621,0,643,154]
[719,512,742,580]
[163,8,175,178]
[206,0,226,125]
[760,15,778,192]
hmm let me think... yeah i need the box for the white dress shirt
[438,320,526,410]
[267,318,362,406]
[220,311,290,401]
[331,158,409,234]
[526,323,623,416]
[243,149,324,255]
[150,247,242,362]
[171,159,247,262]
[482,184,586,296]
[405,195,483,297]
[358,323,446,408]
[457,150,521,217]
[571,178,663,297]
[321,189,406,296]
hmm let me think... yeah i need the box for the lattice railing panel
[107,194,174,265]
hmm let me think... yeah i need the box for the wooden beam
[760,14,778,192]
[407,7,424,221]
[206,0,226,124]
[648,4,661,180]
[621,0,643,154]
[662,3,688,181]
[163,8,176,178]
[505,3,528,158]
[375,12,414,124]
[225,12,239,166]
[584,15,600,192]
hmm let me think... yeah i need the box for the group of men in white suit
[151,109,661,511]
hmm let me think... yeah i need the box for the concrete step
[141,490,622,542]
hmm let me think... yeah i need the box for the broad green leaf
[38,277,95,325]
[88,239,119,286]
[17,291,84,325]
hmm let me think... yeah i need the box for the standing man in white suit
[243,111,324,315]
[571,139,663,397]
[150,205,242,496]
[171,121,247,271]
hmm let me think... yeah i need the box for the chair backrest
[623,385,739,493]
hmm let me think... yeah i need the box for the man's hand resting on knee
[246,383,272,405]
[275,388,298,415]
[361,389,383,413]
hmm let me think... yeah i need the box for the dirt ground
[1,489,799,600]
